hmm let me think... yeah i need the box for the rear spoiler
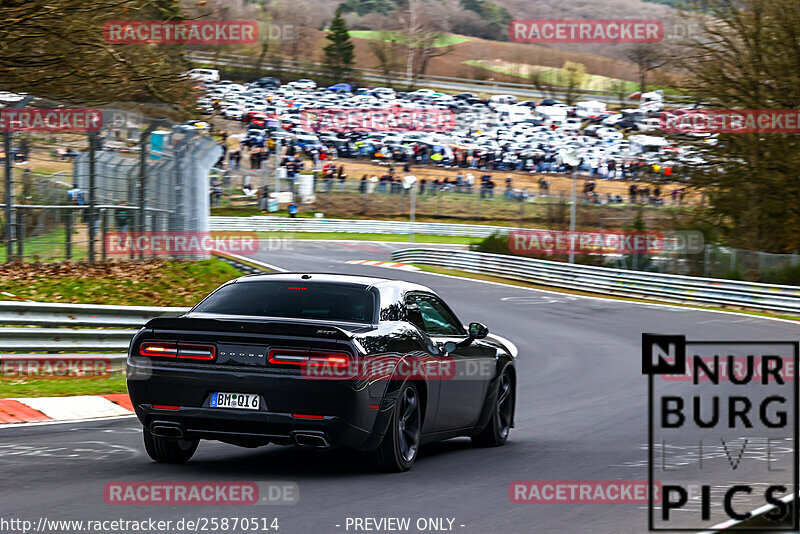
[143,317,354,340]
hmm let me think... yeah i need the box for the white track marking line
[0,414,137,430]
[14,396,132,420]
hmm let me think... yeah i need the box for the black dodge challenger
[126,273,516,472]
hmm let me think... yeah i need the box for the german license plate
[210,392,260,410]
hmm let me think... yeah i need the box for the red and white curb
[0,290,31,301]
[345,260,419,271]
[0,394,133,425]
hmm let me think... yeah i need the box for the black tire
[371,382,422,472]
[472,368,514,447]
[143,426,199,464]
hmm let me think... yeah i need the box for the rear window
[193,281,375,323]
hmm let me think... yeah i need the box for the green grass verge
[349,30,470,47]
[0,228,87,263]
[0,258,242,306]
[0,375,127,398]
[411,264,800,322]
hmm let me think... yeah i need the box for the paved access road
[1,240,796,534]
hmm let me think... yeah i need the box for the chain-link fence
[1,100,222,262]
[554,241,799,283]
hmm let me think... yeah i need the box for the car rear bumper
[127,360,393,451]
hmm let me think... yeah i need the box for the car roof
[233,272,434,293]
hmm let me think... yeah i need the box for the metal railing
[210,215,519,237]
[391,248,800,314]
[186,51,692,105]
[0,252,276,369]
[0,303,189,368]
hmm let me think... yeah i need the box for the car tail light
[152,405,180,410]
[269,349,351,368]
[177,344,216,360]
[292,413,324,419]
[140,342,178,357]
[139,341,216,361]
[307,352,350,368]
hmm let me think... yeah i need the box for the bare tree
[558,61,587,105]
[528,70,559,100]
[0,0,197,110]
[626,44,668,93]
[369,32,403,86]
[395,0,453,90]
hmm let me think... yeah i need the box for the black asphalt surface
[1,240,797,534]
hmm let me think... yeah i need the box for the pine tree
[323,6,355,82]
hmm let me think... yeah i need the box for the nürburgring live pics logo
[642,334,798,531]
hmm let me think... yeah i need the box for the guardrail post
[730,248,737,272]
[703,245,711,277]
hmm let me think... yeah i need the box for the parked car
[252,77,281,89]
[186,68,220,83]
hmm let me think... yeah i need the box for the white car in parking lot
[186,68,220,83]
[596,127,624,140]
[223,106,245,120]
[288,79,317,91]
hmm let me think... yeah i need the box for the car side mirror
[468,322,489,339]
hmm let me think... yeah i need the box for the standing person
[115,201,131,235]
[629,183,637,204]
[337,166,346,189]
[259,185,270,212]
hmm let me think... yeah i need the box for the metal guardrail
[0,328,139,352]
[210,215,519,238]
[186,51,692,105]
[0,301,188,328]
[0,302,189,366]
[211,249,287,273]
[0,256,272,367]
[391,248,800,314]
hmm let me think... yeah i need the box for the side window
[407,294,463,336]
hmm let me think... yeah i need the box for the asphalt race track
[1,240,797,534]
